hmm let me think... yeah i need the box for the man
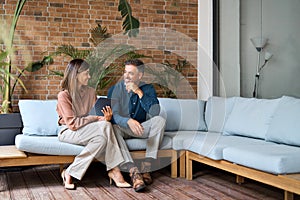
[108,59,166,189]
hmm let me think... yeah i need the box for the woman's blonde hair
[61,59,89,102]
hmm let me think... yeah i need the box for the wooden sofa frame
[6,146,300,200]
[0,146,179,178]
[182,150,300,200]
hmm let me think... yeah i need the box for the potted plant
[0,0,29,145]
[0,50,23,145]
[0,0,53,145]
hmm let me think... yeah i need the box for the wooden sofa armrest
[0,146,27,159]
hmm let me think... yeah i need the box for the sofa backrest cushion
[158,98,207,131]
[223,97,280,139]
[19,100,60,136]
[205,96,236,133]
[158,98,179,131]
[265,96,300,146]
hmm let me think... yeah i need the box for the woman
[56,59,130,190]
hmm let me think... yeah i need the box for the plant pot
[0,113,23,146]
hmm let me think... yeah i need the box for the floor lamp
[250,37,273,98]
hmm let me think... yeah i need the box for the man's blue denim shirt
[108,81,160,128]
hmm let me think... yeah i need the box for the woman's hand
[100,106,112,121]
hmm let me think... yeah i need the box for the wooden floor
[0,162,299,200]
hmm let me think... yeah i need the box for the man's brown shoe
[129,167,146,192]
[141,162,153,185]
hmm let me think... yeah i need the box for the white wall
[219,0,240,97]
[219,0,300,98]
[240,0,300,98]
[198,0,213,100]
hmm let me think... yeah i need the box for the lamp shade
[264,51,273,61]
[250,36,268,52]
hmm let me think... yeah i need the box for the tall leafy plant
[0,0,53,113]
[0,51,19,113]
[1,0,27,113]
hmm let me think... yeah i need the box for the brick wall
[0,0,198,111]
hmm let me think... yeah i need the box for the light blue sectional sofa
[4,95,300,199]
[175,96,300,199]
[171,96,300,174]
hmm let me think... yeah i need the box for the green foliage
[146,59,189,98]
[0,51,9,67]
[0,52,11,95]
[90,24,111,46]
[125,51,151,60]
[25,55,54,73]
[1,0,51,113]
[53,44,90,59]
[87,44,132,89]
[0,50,26,113]
[50,24,118,89]
[1,0,27,113]
[118,0,140,37]
[8,0,27,48]
[9,56,54,99]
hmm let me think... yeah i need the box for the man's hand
[125,82,143,98]
[125,82,139,93]
[127,118,144,136]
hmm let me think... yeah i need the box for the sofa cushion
[172,131,223,160]
[223,97,280,139]
[266,96,300,146]
[18,100,60,136]
[172,132,267,160]
[223,143,300,174]
[125,135,172,150]
[205,96,236,133]
[158,98,207,131]
[158,98,180,131]
[15,134,172,156]
[15,134,83,155]
[178,99,207,131]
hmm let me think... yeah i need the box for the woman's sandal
[108,168,131,188]
[61,169,76,190]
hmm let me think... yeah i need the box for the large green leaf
[118,0,140,37]
[8,0,27,48]
[25,55,54,72]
